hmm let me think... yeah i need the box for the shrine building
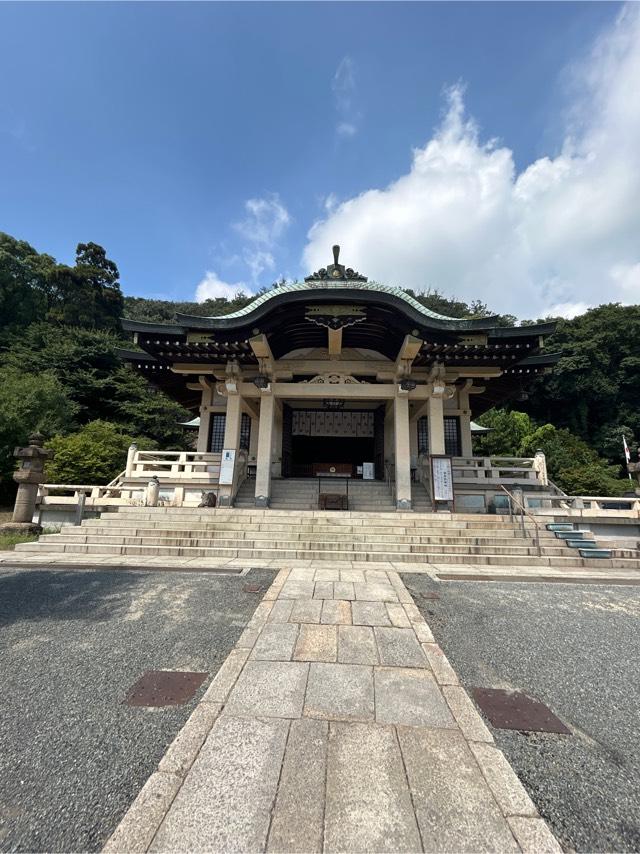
[119,246,558,511]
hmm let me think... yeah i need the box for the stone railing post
[125,443,137,478]
[533,449,548,486]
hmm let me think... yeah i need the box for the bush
[45,420,156,485]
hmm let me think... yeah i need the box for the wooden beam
[395,334,423,379]
[328,327,343,357]
[249,333,275,377]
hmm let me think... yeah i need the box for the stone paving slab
[289,597,322,623]
[293,623,337,662]
[224,660,308,718]
[324,722,422,853]
[321,599,352,625]
[267,718,328,853]
[105,562,560,853]
[251,622,299,661]
[150,715,289,852]
[374,626,429,668]
[337,625,379,665]
[304,662,374,722]
[398,727,520,852]
[374,667,456,728]
[351,600,391,627]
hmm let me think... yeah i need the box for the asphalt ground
[0,566,275,853]
[402,574,640,853]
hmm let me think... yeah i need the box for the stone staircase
[15,506,640,569]
[234,478,395,512]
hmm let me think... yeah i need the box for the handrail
[499,485,542,556]
[106,469,126,488]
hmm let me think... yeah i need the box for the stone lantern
[4,432,53,534]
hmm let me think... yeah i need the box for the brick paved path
[105,567,561,853]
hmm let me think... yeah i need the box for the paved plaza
[106,566,561,853]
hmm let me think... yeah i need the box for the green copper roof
[207,279,459,322]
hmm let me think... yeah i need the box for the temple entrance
[283,404,385,479]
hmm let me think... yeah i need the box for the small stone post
[5,432,53,534]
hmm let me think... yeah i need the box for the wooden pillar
[427,394,446,455]
[394,394,412,510]
[197,383,214,452]
[254,393,275,507]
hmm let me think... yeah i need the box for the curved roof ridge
[190,278,494,324]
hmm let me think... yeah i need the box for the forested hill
[1,231,638,501]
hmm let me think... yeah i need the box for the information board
[219,449,236,485]
[362,462,375,481]
[430,455,454,502]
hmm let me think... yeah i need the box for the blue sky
[2,1,638,317]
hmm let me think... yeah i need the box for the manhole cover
[125,670,208,707]
[243,583,263,593]
[471,687,571,734]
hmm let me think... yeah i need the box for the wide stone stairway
[17,506,640,569]
[234,478,395,512]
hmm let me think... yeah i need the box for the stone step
[107,510,532,528]
[65,525,553,546]
[38,533,569,557]
[112,506,515,522]
[76,520,555,540]
[15,540,640,569]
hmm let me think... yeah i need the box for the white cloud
[195,271,248,302]
[333,56,361,139]
[305,6,640,318]
[234,195,291,245]
[231,194,291,285]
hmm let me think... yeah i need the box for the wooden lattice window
[209,414,226,453]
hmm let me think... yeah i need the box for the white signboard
[431,456,454,502]
[362,462,375,481]
[219,449,236,485]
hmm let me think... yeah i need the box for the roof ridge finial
[304,244,367,283]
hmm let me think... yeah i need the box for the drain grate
[471,687,571,734]
[124,670,208,707]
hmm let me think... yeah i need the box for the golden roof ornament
[305,244,368,283]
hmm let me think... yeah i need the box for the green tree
[0,232,52,335]
[473,409,533,456]
[524,304,640,444]
[1,323,189,440]
[0,367,77,501]
[45,420,156,485]
[519,423,627,495]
